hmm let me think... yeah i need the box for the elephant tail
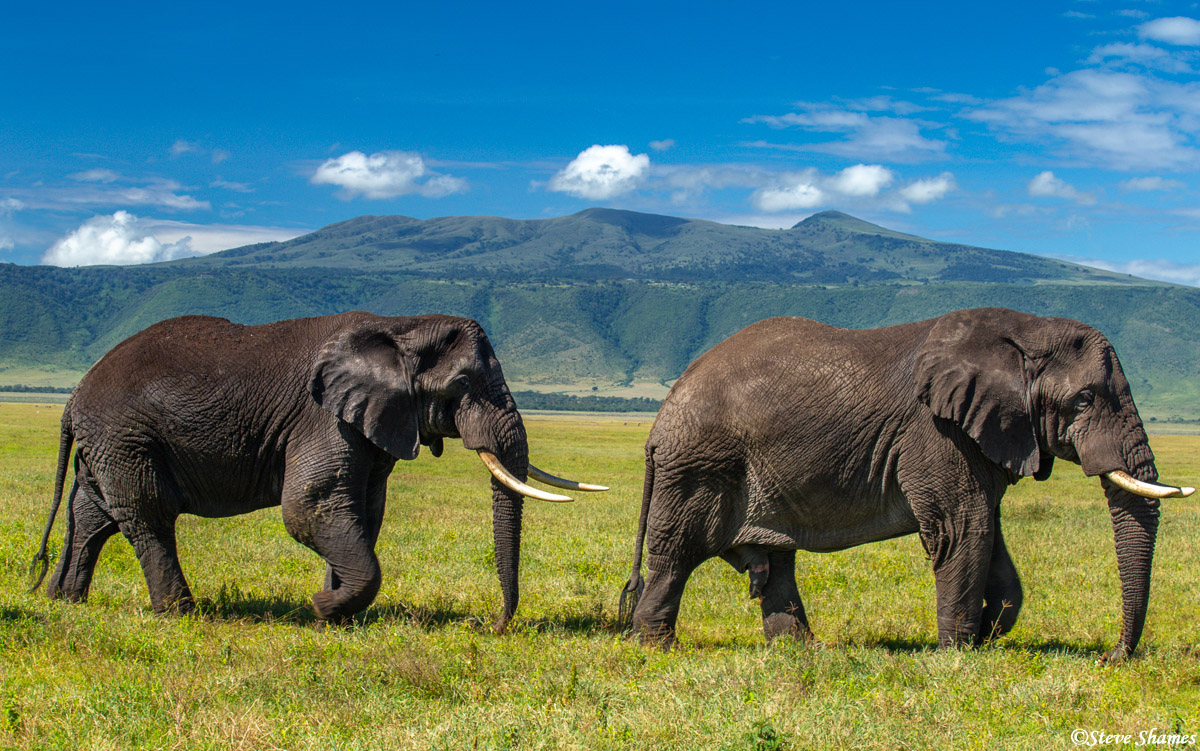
[29,414,73,593]
[618,446,654,628]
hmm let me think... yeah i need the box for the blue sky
[2,1,1199,284]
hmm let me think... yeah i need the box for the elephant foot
[633,623,678,651]
[312,590,351,623]
[1097,645,1134,666]
[763,612,816,644]
[46,586,87,603]
[153,596,196,616]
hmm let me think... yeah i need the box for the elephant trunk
[489,424,528,633]
[1101,442,1160,663]
[456,375,531,633]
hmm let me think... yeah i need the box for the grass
[0,403,1198,749]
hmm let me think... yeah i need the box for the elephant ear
[913,310,1041,477]
[308,324,421,461]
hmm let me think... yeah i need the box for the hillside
[173,209,1158,287]
[2,210,1197,420]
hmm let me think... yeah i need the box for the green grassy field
[0,404,1198,749]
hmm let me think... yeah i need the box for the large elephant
[619,308,1193,662]
[30,311,605,627]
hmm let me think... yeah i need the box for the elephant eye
[448,374,471,396]
[1072,389,1095,411]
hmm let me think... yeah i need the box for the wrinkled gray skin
[34,311,530,628]
[622,308,1163,663]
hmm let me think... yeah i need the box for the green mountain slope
[3,210,1196,420]
[173,209,1158,287]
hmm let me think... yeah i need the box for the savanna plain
[0,403,1198,749]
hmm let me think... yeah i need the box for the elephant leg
[119,516,194,614]
[283,461,383,624]
[47,480,120,603]
[980,508,1022,643]
[323,474,388,597]
[631,555,701,649]
[759,550,816,644]
[917,500,996,647]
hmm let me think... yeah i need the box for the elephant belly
[732,480,920,553]
[173,460,285,518]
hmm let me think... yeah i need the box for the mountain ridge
[170,208,1163,288]
[3,209,1196,419]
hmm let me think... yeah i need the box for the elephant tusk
[527,464,609,492]
[1103,470,1196,499]
[478,451,574,503]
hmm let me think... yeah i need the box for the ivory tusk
[527,464,609,492]
[1103,470,1196,499]
[478,451,574,502]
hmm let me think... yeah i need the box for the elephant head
[307,313,605,630]
[915,308,1194,660]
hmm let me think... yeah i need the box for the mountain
[173,209,1155,286]
[2,210,1197,421]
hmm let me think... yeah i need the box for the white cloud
[828,164,894,196]
[548,145,650,200]
[212,149,230,164]
[311,150,466,200]
[0,198,24,215]
[1028,171,1097,204]
[751,170,825,211]
[170,140,196,156]
[966,69,1200,170]
[43,211,193,266]
[748,166,958,213]
[0,236,12,251]
[138,219,306,254]
[20,178,211,211]
[745,101,948,162]
[1060,254,1200,287]
[1139,16,1200,46]
[1119,176,1185,192]
[210,178,253,193]
[42,212,306,266]
[649,139,675,152]
[69,169,121,183]
[899,172,957,204]
[655,164,766,203]
[1087,43,1192,73]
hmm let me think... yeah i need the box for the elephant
[29,311,606,627]
[619,308,1193,662]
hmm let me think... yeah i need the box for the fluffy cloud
[1138,16,1200,46]
[1119,176,1185,192]
[42,213,306,266]
[966,69,1200,170]
[828,164,893,196]
[1027,171,1097,204]
[899,172,957,204]
[752,172,825,211]
[44,211,193,266]
[751,165,952,212]
[311,151,466,200]
[548,145,650,200]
